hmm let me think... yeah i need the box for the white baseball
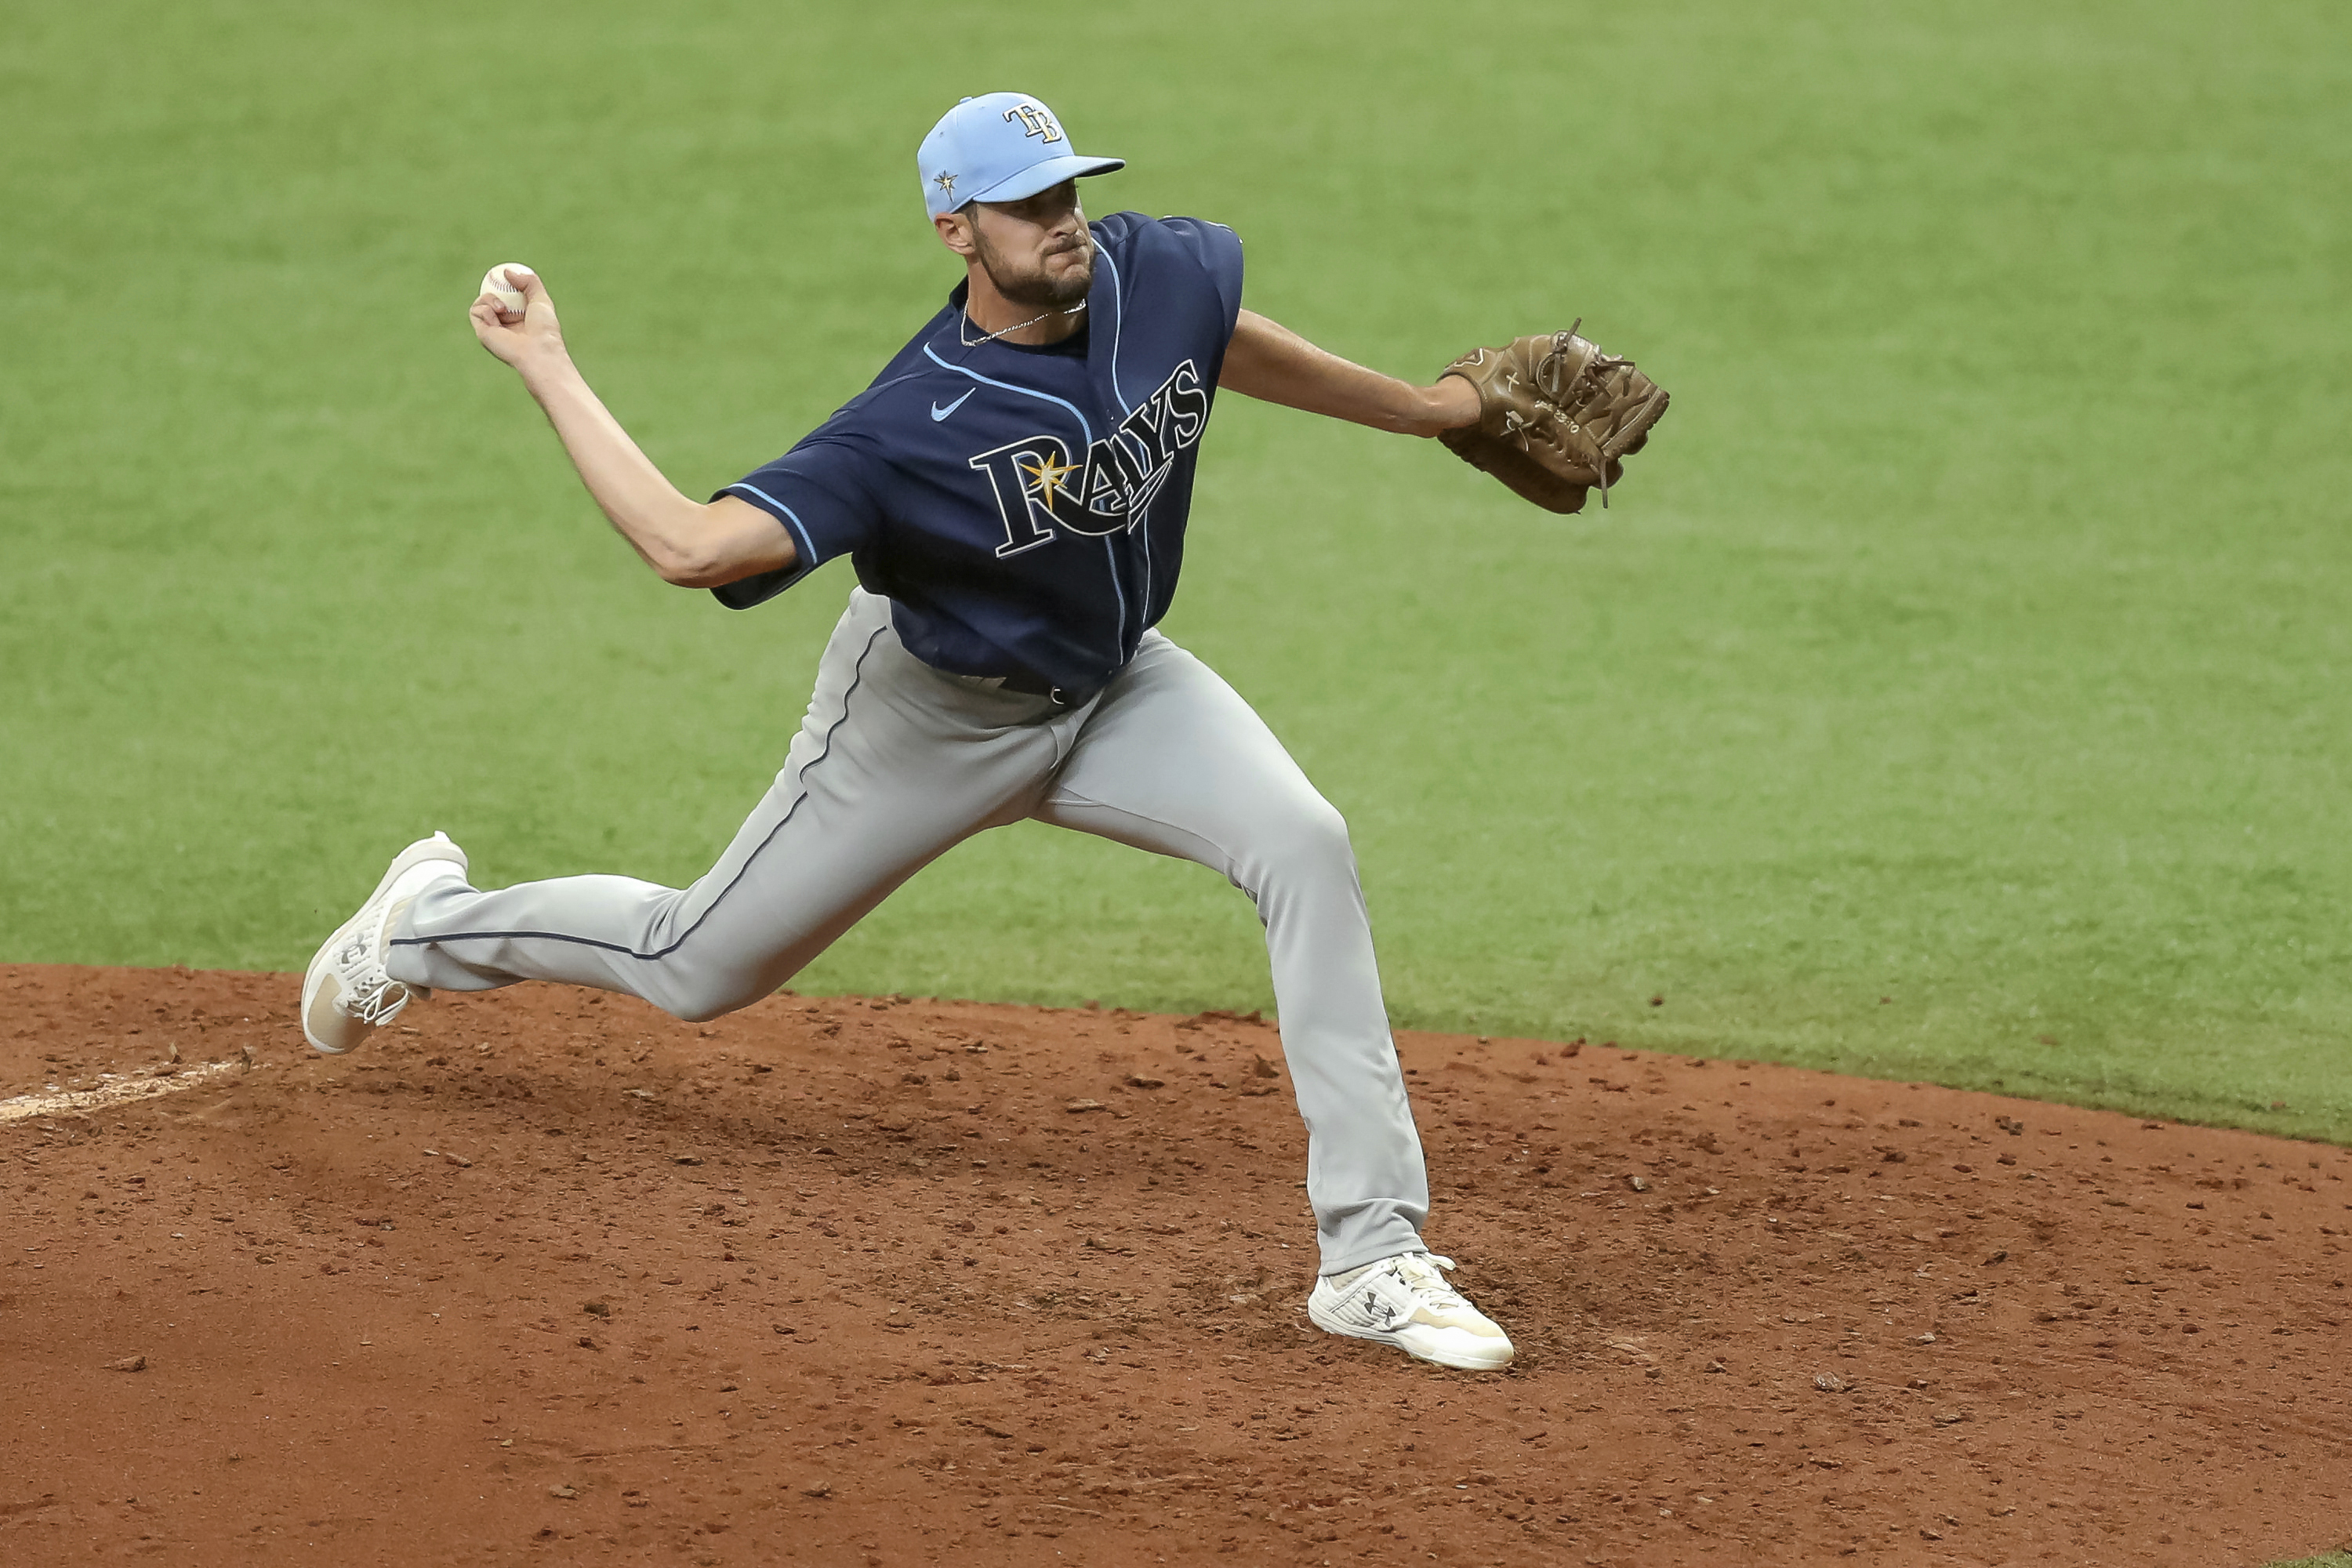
[479,263,534,319]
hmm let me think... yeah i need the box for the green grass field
[5,1,2348,1142]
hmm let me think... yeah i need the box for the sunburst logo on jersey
[1018,451,1081,509]
[965,360,1209,559]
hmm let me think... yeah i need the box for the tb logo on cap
[1003,103,1065,143]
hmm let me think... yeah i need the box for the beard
[974,229,1094,310]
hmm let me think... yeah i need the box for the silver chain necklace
[960,299,1087,348]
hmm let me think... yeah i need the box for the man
[305,93,1514,1370]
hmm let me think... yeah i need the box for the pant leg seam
[390,620,891,961]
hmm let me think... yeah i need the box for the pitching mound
[2,963,2348,1566]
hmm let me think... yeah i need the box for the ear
[935,209,978,259]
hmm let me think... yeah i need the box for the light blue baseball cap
[918,93,1124,220]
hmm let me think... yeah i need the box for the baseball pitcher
[303,93,1668,1371]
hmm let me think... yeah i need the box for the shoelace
[1388,1252,1470,1311]
[344,975,412,1025]
[333,906,410,1022]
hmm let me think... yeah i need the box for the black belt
[996,670,1098,707]
[948,667,1102,708]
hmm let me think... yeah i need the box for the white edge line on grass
[0,1060,248,1124]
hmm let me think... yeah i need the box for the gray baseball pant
[385,588,1432,1273]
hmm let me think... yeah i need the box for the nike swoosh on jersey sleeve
[931,389,976,422]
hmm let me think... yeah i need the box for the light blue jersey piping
[1092,245,1149,648]
[921,343,1094,443]
[920,339,1129,652]
[722,481,822,568]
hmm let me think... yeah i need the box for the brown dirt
[2,964,2350,1567]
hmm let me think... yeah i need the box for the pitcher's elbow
[650,542,736,588]
[658,557,724,589]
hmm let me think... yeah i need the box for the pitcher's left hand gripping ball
[1438,324,1669,514]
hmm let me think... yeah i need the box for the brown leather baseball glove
[1437,321,1669,514]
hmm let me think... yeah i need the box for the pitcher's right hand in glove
[1437,322,1668,514]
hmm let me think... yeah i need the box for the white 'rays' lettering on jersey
[967,360,1211,561]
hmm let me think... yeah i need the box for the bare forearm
[515,356,728,582]
[469,270,791,589]
[1218,309,1479,436]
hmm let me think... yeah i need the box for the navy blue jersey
[713,211,1244,693]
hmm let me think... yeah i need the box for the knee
[639,936,816,1024]
[666,994,735,1026]
[647,972,767,1025]
[1264,797,1358,880]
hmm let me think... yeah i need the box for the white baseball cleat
[1307,1252,1515,1371]
[300,832,468,1055]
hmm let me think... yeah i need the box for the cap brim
[967,154,1126,206]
